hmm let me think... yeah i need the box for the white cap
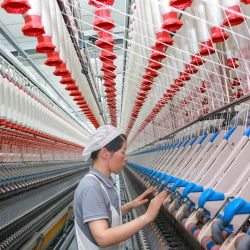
[82,125,121,161]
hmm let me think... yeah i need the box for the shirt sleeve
[81,185,110,224]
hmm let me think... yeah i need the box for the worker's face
[108,141,127,174]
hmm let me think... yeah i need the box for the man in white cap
[74,125,167,250]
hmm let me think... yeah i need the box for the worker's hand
[130,187,155,209]
[144,190,168,223]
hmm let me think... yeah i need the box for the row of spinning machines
[128,124,250,250]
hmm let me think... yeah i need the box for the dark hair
[90,134,126,161]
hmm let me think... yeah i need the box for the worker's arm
[121,187,155,216]
[88,190,167,248]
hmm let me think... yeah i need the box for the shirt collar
[89,167,115,189]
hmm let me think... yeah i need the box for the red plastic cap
[88,0,114,8]
[232,78,241,87]
[101,61,116,71]
[148,60,163,70]
[142,79,154,86]
[143,75,153,81]
[227,58,239,69]
[146,68,158,78]
[140,84,152,91]
[170,84,180,93]
[45,51,63,66]
[210,26,229,43]
[106,92,116,98]
[174,79,184,87]
[103,81,115,87]
[162,12,183,32]
[236,89,244,98]
[99,47,117,61]
[74,96,83,101]
[103,71,116,80]
[36,35,55,53]
[93,8,115,31]
[179,72,191,81]
[60,75,74,85]
[185,64,198,74]
[155,31,173,50]
[199,40,215,56]
[96,31,115,49]
[22,15,45,37]
[241,0,250,4]
[105,86,116,93]
[200,82,206,93]
[65,84,78,91]
[138,90,147,97]
[151,46,166,61]
[69,91,81,97]
[170,0,192,10]
[1,0,30,14]
[53,63,69,76]
[191,54,205,66]
[223,5,245,27]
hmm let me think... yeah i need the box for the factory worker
[74,125,168,250]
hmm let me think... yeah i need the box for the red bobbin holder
[210,26,229,43]
[146,68,158,78]
[88,0,114,8]
[179,72,191,81]
[60,75,74,85]
[137,95,146,102]
[151,46,166,61]
[169,0,192,10]
[162,12,183,32]
[232,78,241,87]
[1,0,30,14]
[106,92,116,98]
[140,84,152,91]
[199,40,215,56]
[101,61,117,71]
[36,35,55,53]
[148,60,163,70]
[143,75,153,81]
[65,84,78,91]
[175,79,184,87]
[53,63,69,76]
[93,8,115,31]
[191,54,205,66]
[138,90,147,97]
[228,58,239,69]
[223,5,245,27]
[185,64,198,74]
[103,80,116,87]
[99,47,117,61]
[142,79,154,86]
[22,15,45,37]
[103,71,116,80]
[74,96,83,101]
[241,0,250,4]
[155,31,173,50]
[200,83,206,93]
[96,31,115,49]
[44,52,63,66]
[69,91,81,97]
[171,84,180,93]
[236,89,244,98]
[105,88,115,94]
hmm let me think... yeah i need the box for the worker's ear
[99,147,111,159]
